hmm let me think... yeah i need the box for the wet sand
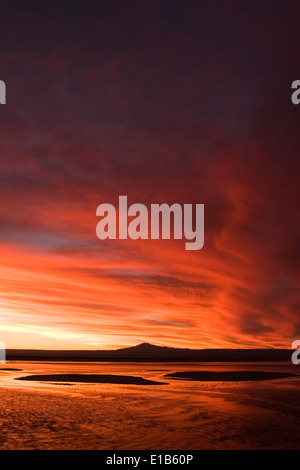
[2,361,300,449]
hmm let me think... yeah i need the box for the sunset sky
[0,1,299,350]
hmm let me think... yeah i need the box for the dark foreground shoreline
[15,374,167,385]
[12,370,299,384]
[165,371,298,382]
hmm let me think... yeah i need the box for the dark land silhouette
[12,370,298,384]
[165,371,298,382]
[15,374,166,385]
[6,342,294,362]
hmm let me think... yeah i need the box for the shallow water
[1,361,300,449]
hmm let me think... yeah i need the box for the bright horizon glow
[0,234,294,351]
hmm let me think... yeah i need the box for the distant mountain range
[6,342,293,362]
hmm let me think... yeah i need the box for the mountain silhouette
[6,342,293,362]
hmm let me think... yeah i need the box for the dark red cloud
[0,1,299,349]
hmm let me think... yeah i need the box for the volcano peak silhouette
[127,343,164,350]
[113,342,180,358]
[119,342,170,353]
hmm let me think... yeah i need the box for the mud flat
[15,373,167,385]
[164,371,298,382]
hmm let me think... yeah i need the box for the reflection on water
[0,361,300,449]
